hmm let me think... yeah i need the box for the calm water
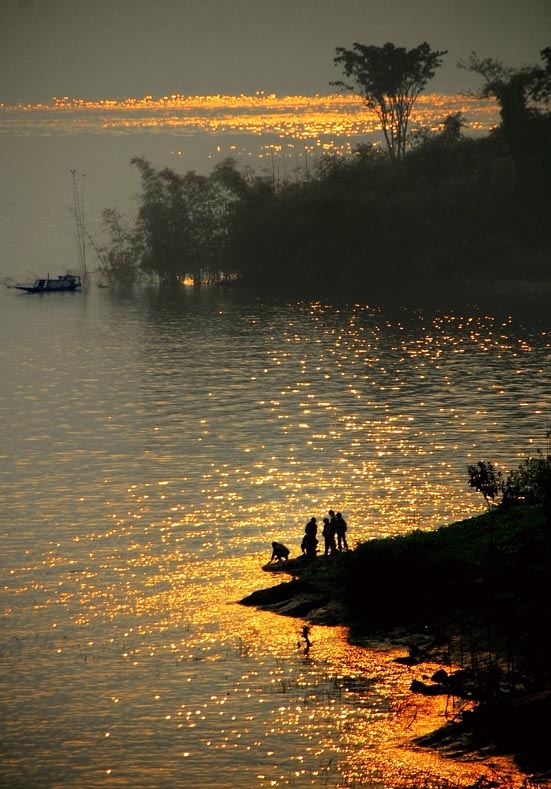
[1,281,550,789]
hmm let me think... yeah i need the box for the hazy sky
[1,0,550,103]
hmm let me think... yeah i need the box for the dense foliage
[344,502,548,642]
[503,452,551,520]
[99,46,551,291]
[467,454,551,520]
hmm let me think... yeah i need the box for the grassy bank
[241,502,551,778]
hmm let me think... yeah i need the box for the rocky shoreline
[240,553,551,783]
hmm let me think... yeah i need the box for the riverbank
[240,504,551,782]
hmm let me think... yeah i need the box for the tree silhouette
[333,42,447,163]
[467,461,503,510]
[458,49,551,166]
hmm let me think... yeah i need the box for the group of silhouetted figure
[270,509,349,562]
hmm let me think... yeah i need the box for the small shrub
[502,452,551,507]
[467,461,503,510]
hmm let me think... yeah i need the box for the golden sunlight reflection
[5,537,527,788]
[1,93,500,164]
[3,295,547,788]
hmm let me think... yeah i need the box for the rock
[268,595,325,617]
[304,601,350,626]
[262,556,310,573]
[410,679,449,696]
[394,654,421,666]
[239,580,305,608]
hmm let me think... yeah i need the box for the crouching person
[270,541,290,561]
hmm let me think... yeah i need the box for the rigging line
[71,169,87,273]
[84,225,107,266]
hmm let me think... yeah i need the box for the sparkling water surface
[1,282,549,788]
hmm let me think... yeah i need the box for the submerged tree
[333,41,447,163]
[98,207,141,287]
[128,157,238,285]
[131,157,192,284]
[99,156,261,288]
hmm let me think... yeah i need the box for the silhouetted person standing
[335,512,348,551]
[322,517,337,555]
[303,517,318,559]
[305,517,317,540]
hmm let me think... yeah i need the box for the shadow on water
[115,276,551,329]
[370,279,551,323]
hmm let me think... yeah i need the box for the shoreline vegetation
[97,45,550,295]
[240,456,551,783]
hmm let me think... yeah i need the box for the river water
[1,280,550,789]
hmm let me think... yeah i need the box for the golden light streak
[1,93,499,143]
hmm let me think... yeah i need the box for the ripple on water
[1,287,547,787]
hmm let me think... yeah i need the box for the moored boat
[14,171,88,295]
[14,273,82,293]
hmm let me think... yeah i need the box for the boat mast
[71,169,87,278]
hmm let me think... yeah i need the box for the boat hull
[14,274,82,293]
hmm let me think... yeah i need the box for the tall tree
[532,46,551,104]
[333,42,447,163]
[180,170,226,285]
[130,157,189,284]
